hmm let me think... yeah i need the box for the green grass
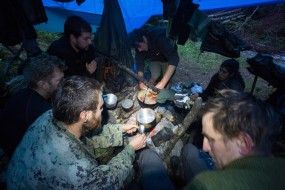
[178,40,247,70]
[0,31,60,82]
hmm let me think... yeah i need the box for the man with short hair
[47,15,97,77]
[128,27,179,90]
[136,90,285,189]
[0,53,66,158]
[7,76,147,189]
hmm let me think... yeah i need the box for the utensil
[138,125,145,134]
[143,88,149,103]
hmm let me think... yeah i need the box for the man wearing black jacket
[129,27,179,90]
[47,16,97,78]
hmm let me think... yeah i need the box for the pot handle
[138,125,145,134]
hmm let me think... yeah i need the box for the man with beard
[47,16,97,78]
[7,76,146,189]
[0,53,66,158]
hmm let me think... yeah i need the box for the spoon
[143,88,149,103]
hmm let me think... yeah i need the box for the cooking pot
[103,93,117,109]
[121,99,133,112]
[136,108,156,132]
[137,89,158,108]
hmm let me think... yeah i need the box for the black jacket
[0,88,51,158]
[201,72,245,101]
[47,36,95,77]
[135,27,179,73]
[0,0,47,45]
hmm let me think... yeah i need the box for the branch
[161,98,203,164]
[234,6,259,33]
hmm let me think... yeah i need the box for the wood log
[161,97,203,165]
[122,106,140,120]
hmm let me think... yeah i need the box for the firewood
[161,97,203,165]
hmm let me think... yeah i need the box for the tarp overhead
[196,0,285,11]
[38,0,284,33]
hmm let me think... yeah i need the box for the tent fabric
[93,0,135,85]
[39,0,284,33]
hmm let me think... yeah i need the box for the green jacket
[185,156,285,190]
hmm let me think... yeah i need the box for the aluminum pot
[103,94,118,109]
[136,108,156,132]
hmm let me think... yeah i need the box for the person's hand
[122,124,138,134]
[155,81,166,90]
[190,93,199,101]
[128,134,146,150]
[139,82,147,90]
[85,60,97,74]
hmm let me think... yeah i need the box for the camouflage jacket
[7,110,135,190]
[86,123,124,149]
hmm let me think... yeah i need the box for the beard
[81,114,102,136]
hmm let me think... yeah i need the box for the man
[128,27,179,90]
[136,90,285,189]
[0,53,66,158]
[7,76,146,189]
[47,15,97,77]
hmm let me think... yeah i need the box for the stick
[161,98,203,164]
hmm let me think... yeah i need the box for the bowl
[136,108,156,132]
[104,93,118,109]
[121,99,133,111]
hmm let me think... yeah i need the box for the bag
[247,53,285,88]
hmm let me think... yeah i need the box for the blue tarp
[36,0,285,33]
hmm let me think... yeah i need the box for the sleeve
[156,36,179,67]
[88,124,124,148]
[88,145,135,189]
[201,73,219,101]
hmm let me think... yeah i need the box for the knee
[139,149,159,161]
[181,143,199,159]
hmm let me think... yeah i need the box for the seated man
[128,27,179,90]
[7,76,147,189]
[0,53,66,158]
[47,15,97,78]
[190,59,245,102]
[136,89,285,189]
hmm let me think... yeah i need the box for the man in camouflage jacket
[7,76,146,189]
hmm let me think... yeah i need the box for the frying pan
[137,89,158,108]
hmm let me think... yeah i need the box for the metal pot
[121,99,133,112]
[103,93,118,109]
[136,108,156,132]
[137,89,157,108]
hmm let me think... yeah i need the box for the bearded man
[47,16,97,78]
[7,76,146,189]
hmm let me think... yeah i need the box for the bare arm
[156,65,176,89]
